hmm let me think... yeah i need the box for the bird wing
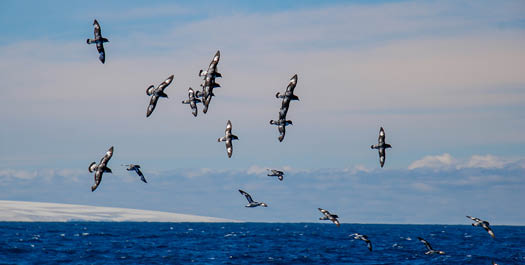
[285,74,298,94]
[147,95,159,117]
[318,208,331,217]
[379,148,386,167]
[226,139,233,158]
[135,168,147,183]
[93,20,102,39]
[97,44,105,64]
[332,218,340,226]
[239,189,254,203]
[278,125,286,142]
[378,127,386,145]
[365,239,372,251]
[99,146,114,167]
[225,120,232,135]
[482,223,495,238]
[466,216,482,223]
[92,170,103,191]
[418,237,433,251]
[158,75,174,92]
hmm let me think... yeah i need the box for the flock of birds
[86,20,499,261]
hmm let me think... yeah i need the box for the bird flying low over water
[417,237,445,255]
[370,127,392,167]
[182,87,201,117]
[146,75,174,117]
[218,120,239,158]
[86,19,109,64]
[238,189,268,208]
[88,146,114,192]
[197,50,222,114]
[122,164,147,183]
[267,169,284,181]
[318,208,340,227]
[466,216,495,238]
[350,233,372,251]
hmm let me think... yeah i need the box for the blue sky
[0,0,524,224]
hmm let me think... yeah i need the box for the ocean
[0,223,523,264]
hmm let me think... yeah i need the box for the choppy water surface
[0,223,523,264]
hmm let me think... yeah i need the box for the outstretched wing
[133,167,147,183]
[93,19,102,39]
[285,74,298,94]
[365,238,372,251]
[418,237,433,251]
[147,95,159,117]
[99,146,114,167]
[482,223,495,238]
[97,44,105,64]
[92,170,103,192]
[158,75,174,92]
[379,148,386,167]
[466,215,482,223]
[318,208,331,217]
[378,127,386,145]
[239,189,254,203]
[226,139,233,158]
[278,125,286,142]
[225,120,232,135]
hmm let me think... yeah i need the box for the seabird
[350,233,372,251]
[267,169,284,181]
[146,75,174,117]
[182,87,201,117]
[238,189,268,207]
[217,120,239,158]
[272,74,299,142]
[417,237,445,255]
[122,164,147,183]
[466,216,495,238]
[318,208,340,227]
[197,51,222,114]
[86,19,109,64]
[88,146,113,192]
[370,127,392,167]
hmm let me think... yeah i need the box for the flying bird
[182,87,201,117]
[86,19,109,64]
[466,216,495,238]
[146,75,174,117]
[318,208,340,227]
[267,169,284,181]
[238,189,268,208]
[197,51,222,114]
[122,164,147,183]
[350,233,372,251]
[88,146,114,192]
[272,74,299,142]
[417,237,445,255]
[217,120,239,158]
[370,127,392,167]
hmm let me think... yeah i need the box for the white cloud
[408,153,456,170]
[0,169,37,180]
[459,154,509,169]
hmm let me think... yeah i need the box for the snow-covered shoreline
[0,200,237,222]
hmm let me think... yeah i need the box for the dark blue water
[0,223,523,264]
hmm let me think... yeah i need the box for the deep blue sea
[0,223,523,264]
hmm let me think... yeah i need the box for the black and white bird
[318,208,340,227]
[88,146,113,192]
[466,216,495,238]
[238,189,268,208]
[417,237,445,255]
[272,74,299,142]
[218,120,239,158]
[86,19,109,64]
[267,169,284,181]
[182,87,201,117]
[146,75,174,117]
[122,164,147,183]
[370,127,392,167]
[197,50,222,114]
[350,233,372,251]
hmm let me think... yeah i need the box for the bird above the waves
[238,189,268,208]
[182,87,201,117]
[318,208,340,227]
[267,169,284,181]
[146,75,174,117]
[218,120,239,158]
[417,237,445,255]
[466,216,495,238]
[122,164,147,183]
[350,233,372,251]
[370,127,392,167]
[86,19,109,64]
[88,146,113,192]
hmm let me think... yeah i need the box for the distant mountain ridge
[0,200,237,222]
